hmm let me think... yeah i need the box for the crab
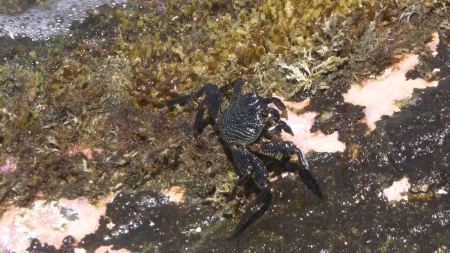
[165,78,322,239]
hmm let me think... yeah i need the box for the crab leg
[267,107,281,122]
[165,84,211,107]
[165,84,222,139]
[191,85,221,138]
[253,141,322,199]
[164,94,195,107]
[227,146,253,202]
[219,78,244,103]
[228,152,271,240]
[166,79,245,139]
[269,120,294,136]
[263,97,288,119]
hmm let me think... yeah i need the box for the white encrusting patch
[163,185,187,203]
[0,193,115,252]
[381,177,410,202]
[344,33,440,131]
[93,245,133,253]
[278,98,346,154]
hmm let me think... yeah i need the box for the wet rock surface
[77,189,216,252]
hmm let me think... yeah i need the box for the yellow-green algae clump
[0,0,446,226]
[116,0,442,102]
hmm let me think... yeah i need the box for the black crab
[166,78,322,239]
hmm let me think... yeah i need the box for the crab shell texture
[218,92,269,146]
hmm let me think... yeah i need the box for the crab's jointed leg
[192,85,222,138]
[228,148,271,239]
[252,141,323,199]
[219,78,244,103]
[165,84,222,139]
[166,78,245,139]
[269,120,294,136]
[227,146,254,201]
[263,97,288,119]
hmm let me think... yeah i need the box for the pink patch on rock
[94,245,134,253]
[1,157,17,173]
[344,35,441,131]
[425,32,439,54]
[0,193,115,252]
[277,98,346,154]
[163,185,187,203]
[67,145,103,160]
[343,54,438,131]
